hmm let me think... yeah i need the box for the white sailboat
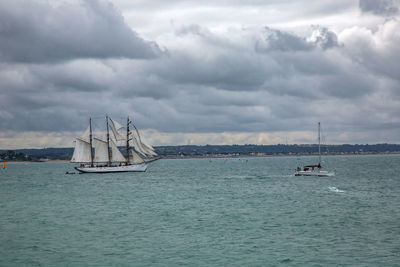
[295,122,335,177]
[71,116,159,173]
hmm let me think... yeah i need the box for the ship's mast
[126,117,130,165]
[106,114,111,166]
[89,117,93,167]
[318,122,321,165]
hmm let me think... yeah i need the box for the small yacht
[295,122,335,177]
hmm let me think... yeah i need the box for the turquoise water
[1,155,399,266]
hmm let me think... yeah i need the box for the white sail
[80,124,91,143]
[135,137,157,156]
[132,126,157,156]
[109,122,125,141]
[143,143,156,152]
[130,149,145,164]
[141,137,156,152]
[141,143,158,156]
[110,139,126,162]
[71,138,91,163]
[133,138,157,156]
[109,117,124,131]
[93,138,109,163]
[140,137,155,152]
[130,135,147,156]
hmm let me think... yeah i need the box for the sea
[0,155,399,266]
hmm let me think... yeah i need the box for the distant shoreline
[2,152,400,163]
[2,159,69,164]
[161,152,400,159]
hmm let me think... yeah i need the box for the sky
[0,0,400,149]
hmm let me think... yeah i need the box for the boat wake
[328,186,345,193]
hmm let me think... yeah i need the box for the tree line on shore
[1,143,400,161]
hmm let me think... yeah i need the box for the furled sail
[130,149,145,164]
[93,138,109,163]
[71,138,92,163]
[110,139,126,162]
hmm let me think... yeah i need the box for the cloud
[359,0,399,16]
[339,19,400,81]
[255,27,312,52]
[0,0,162,63]
[254,26,339,53]
[1,22,399,136]
[1,0,400,148]
[307,26,339,50]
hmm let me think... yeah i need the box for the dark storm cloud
[2,21,397,135]
[156,54,268,91]
[359,0,399,16]
[32,60,115,92]
[154,24,399,134]
[255,26,339,53]
[320,73,376,98]
[0,0,161,63]
[255,27,312,52]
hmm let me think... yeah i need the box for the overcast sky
[1,0,400,148]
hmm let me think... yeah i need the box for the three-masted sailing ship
[71,115,159,173]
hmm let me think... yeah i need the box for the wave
[328,186,345,193]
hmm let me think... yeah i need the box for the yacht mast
[106,115,111,166]
[318,122,321,165]
[89,117,93,167]
[126,117,130,165]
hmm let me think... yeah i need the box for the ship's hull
[75,163,147,173]
[295,170,334,177]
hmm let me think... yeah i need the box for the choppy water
[1,155,399,266]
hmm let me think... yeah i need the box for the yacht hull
[295,170,335,177]
[75,164,147,173]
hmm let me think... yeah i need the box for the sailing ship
[71,115,159,173]
[295,122,335,177]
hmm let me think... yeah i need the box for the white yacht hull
[75,163,147,173]
[295,170,335,177]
